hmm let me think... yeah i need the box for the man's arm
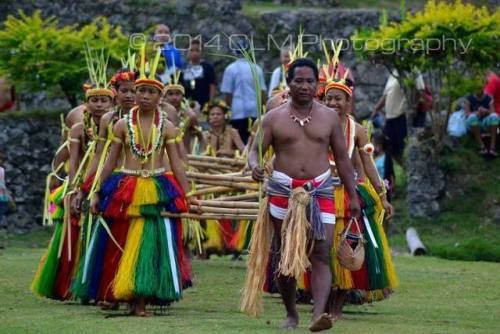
[221,65,234,107]
[225,93,233,108]
[371,95,386,118]
[209,84,216,101]
[248,112,273,181]
[208,64,217,101]
[329,112,360,218]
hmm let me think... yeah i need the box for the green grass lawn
[0,239,499,333]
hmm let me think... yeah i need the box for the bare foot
[99,301,119,311]
[281,315,299,330]
[329,312,344,322]
[132,298,152,317]
[134,310,152,317]
[308,313,332,332]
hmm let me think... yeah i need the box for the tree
[0,10,129,107]
[352,0,499,151]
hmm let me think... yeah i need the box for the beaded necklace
[126,106,164,163]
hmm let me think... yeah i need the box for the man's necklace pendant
[290,114,312,127]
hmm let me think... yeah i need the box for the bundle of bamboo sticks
[187,154,247,173]
[165,155,262,220]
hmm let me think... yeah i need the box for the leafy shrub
[0,10,129,107]
[352,0,499,150]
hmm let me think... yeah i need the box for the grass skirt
[331,182,398,302]
[97,171,189,303]
[229,220,253,253]
[32,185,80,300]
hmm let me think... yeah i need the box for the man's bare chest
[273,118,332,145]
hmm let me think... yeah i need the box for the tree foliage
[0,10,129,107]
[352,0,499,148]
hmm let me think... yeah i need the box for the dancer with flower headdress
[162,69,201,154]
[320,42,398,322]
[69,52,139,307]
[196,99,246,256]
[201,99,245,158]
[31,48,115,301]
[89,44,194,316]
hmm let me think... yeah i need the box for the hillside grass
[0,240,499,333]
[389,136,500,262]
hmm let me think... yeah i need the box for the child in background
[373,132,395,201]
[0,152,11,225]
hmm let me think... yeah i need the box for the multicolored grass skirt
[86,171,189,304]
[331,182,398,302]
[32,184,81,300]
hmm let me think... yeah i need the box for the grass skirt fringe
[229,220,253,253]
[32,184,82,301]
[331,183,398,301]
[32,185,67,298]
[99,171,188,304]
[203,220,225,254]
[53,216,81,300]
[31,222,64,298]
[70,219,109,301]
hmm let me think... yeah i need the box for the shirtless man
[248,58,360,331]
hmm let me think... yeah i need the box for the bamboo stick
[219,193,259,201]
[198,200,259,209]
[191,206,258,215]
[187,171,255,183]
[188,154,246,166]
[189,161,240,171]
[193,179,259,191]
[162,212,257,220]
[190,186,235,197]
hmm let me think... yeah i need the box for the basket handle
[342,217,363,239]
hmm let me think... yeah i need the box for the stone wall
[0,116,61,234]
[406,135,446,218]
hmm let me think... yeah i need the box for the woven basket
[336,218,365,271]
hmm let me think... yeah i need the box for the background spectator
[371,70,409,166]
[182,39,216,109]
[0,77,15,113]
[464,79,498,157]
[221,40,266,143]
[0,152,11,225]
[267,47,290,98]
[484,70,500,116]
[413,74,431,128]
[154,24,184,83]
[373,131,395,200]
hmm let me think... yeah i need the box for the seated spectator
[200,99,245,158]
[465,81,499,157]
[484,70,500,116]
